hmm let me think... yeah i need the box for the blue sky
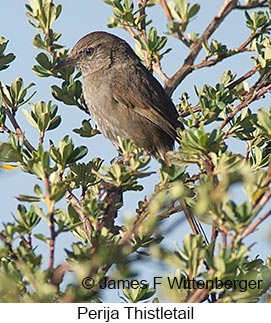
[1,1,270,301]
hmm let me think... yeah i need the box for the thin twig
[193,31,259,71]
[98,181,122,232]
[158,204,183,219]
[240,209,271,239]
[219,82,271,131]
[230,164,271,246]
[44,175,56,274]
[48,211,55,273]
[120,201,186,244]
[0,124,16,137]
[227,64,260,90]
[236,0,268,9]
[153,59,169,84]
[3,101,36,153]
[65,190,93,238]
[120,209,149,245]
[159,0,173,24]
[0,232,18,260]
[253,187,271,215]
[160,0,266,94]
[123,22,137,38]
[179,64,262,119]
[138,0,147,33]
[123,21,152,71]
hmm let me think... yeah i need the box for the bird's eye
[85,47,94,56]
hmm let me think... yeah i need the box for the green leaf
[34,233,50,244]
[32,33,45,49]
[48,115,61,130]
[35,52,52,70]
[0,142,22,162]
[66,146,88,164]
[257,108,271,136]
[176,0,188,18]
[73,119,100,137]
[16,195,41,202]
[51,78,83,107]
[22,109,38,128]
[0,78,36,110]
[0,53,16,71]
[0,37,15,71]
[187,4,200,19]
[0,105,6,125]
[23,101,61,133]
[32,64,52,77]
[33,184,43,197]
[15,204,41,233]
[0,82,12,106]
[123,283,156,302]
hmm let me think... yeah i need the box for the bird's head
[55,31,135,75]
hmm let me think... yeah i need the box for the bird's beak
[54,56,77,70]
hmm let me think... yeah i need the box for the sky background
[0,1,271,302]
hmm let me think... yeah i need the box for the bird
[56,31,182,161]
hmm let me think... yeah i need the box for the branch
[43,175,56,274]
[65,190,93,238]
[0,231,18,260]
[232,163,271,242]
[123,20,152,71]
[138,0,147,34]
[236,0,268,9]
[48,209,55,273]
[153,59,169,83]
[122,1,170,79]
[158,204,183,219]
[179,64,261,119]
[240,208,271,239]
[119,195,185,245]
[252,186,271,215]
[123,22,137,38]
[219,80,271,131]
[120,207,149,245]
[165,0,238,96]
[193,29,260,71]
[3,102,36,153]
[227,64,260,90]
[170,0,269,92]
[97,181,122,232]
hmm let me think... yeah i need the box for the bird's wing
[111,63,180,140]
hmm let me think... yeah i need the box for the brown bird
[56,31,182,160]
